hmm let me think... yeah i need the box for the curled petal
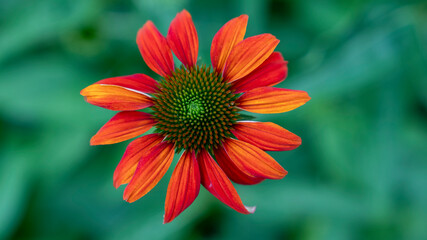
[113,134,163,188]
[211,15,248,73]
[137,21,174,77]
[96,74,159,94]
[214,146,264,185]
[164,151,200,223]
[80,84,153,111]
[167,10,198,68]
[237,87,310,114]
[223,138,287,179]
[123,142,175,203]
[198,149,255,214]
[231,52,287,93]
[223,34,279,82]
[232,121,301,151]
[90,111,157,145]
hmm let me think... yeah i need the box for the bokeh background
[1,0,426,239]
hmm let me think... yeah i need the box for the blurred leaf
[0,147,33,239]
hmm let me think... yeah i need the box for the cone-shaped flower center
[152,65,239,151]
[187,100,204,118]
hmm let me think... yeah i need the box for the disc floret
[152,65,239,151]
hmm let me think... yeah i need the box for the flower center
[187,100,204,118]
[152,65,239,151]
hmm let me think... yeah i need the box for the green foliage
[1,0,426,239]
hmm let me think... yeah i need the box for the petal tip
[89,137,98,146]
[245,205,256,214]
[237,14,249,23]
[300,91,311,106]
[296,135,302,145]
[123,187,132,202]
[163,214,172,224]
[179,9,190,15]
[90,135,105,146]
[279,169,288,179]
[240,14,249,19]
[267,34,280,47]
[113,176,120,189]
[123,193,133,203]
[80,86,92,97]
[144,20,154,27]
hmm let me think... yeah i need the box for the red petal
[137,21,174,77]
[223,34,279,82]
[113,134,163,188]
[123,142,175,203]
[232,121,301,151]
[198,149,255,214]
[164,150,200,223]
[167,10,198,68]
[80,84,153,111]
[211,15,248,73]
[231,52,288,93]
[237,87,310,114]
[96,74,159,94]
[90,111,157,145]
[214,146,264,185]
[223,139,287,179]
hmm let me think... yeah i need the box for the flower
[81,10,310,223]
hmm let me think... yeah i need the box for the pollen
[152,65,239,151]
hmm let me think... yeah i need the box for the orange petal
[81,84,153,111]
[223,138,287,179]
[167,10,198,68]
[237,87,310,114]
[198,149,255,214]
[214,146,264,185]
[210,15,248,73]
[113,134,163,188]
[222,34,279,82]
[164,150,200,223]
[96,74,159,94]
[90,111,157,145]
[232,121,301,151]
[123,142,175,203]
[231,52,288,93]
[137,21,174,77]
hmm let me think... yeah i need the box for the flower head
[81,10,310,223]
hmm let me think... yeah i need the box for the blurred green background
[1,0,427,239]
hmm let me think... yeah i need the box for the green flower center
[187,100,204,117]
[152,65,239,151]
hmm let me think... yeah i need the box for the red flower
[81,10,310,223]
